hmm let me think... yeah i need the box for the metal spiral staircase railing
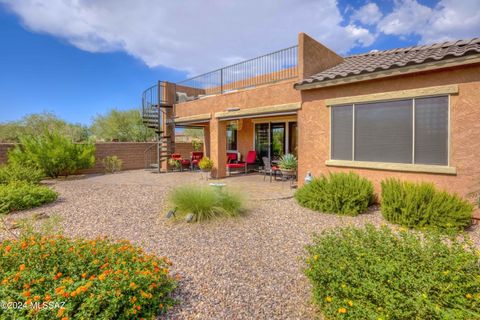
[141,81,175,172]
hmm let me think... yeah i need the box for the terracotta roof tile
[296,38,480,86]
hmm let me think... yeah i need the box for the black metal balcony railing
[141,45,299,125]
[175,45,298,101]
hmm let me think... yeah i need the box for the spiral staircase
[141,81,175,172]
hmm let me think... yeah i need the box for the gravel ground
[2,170,480,319]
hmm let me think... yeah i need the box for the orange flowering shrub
[0,234,176,319]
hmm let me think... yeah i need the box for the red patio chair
[226,150,257,175]
[190,151,204,170]
[171,153,190,171]
[227,152,238,163]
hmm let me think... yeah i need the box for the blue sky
[0,0,478,125]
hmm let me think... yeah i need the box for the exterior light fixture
[226,107,240,112]
[185,213,195,222]
[166,207,177,219]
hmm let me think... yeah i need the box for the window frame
[328,94,452,172]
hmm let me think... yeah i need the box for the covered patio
[174,102,300,179]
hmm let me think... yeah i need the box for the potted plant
[199,157,213,172]
[278,153,298,177]
[168,158,181,171]
[198,157,214,180]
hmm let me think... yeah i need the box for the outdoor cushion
[226,163,245,169]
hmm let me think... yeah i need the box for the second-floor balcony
[142,45,298,111]
[176,45,298,102]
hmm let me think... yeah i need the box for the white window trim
[328,94,455,175]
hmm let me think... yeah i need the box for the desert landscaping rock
[2,170,479,319]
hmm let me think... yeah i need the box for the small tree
[8,131,96,178]
[91,109,155,142]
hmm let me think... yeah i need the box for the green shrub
[295,172,374,216]
[102,155,123,174]
[8,131,96,178]
[167,158,181,170]
[168,185,244,222]
[0,182,58,213]
[192,139,202,151]
[0,233,177,319]
[381,178,473,231]
[305,225,480,319]
[0,162,44,185]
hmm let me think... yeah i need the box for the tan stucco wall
[175,79,301,118]
[298,63,480,198]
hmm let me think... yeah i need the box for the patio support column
[203,125,211,158]
[210,118,227,178]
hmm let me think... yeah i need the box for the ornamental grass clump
[294,172,374,216]
[168,185,245,222]
[305,225,480,319]
[381,178,473,231]
[0,233,177,319]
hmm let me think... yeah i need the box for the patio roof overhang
[215,102,301,121]
[174,113,211,125]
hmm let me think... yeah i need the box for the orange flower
[338,308,347,314]
[1,278,8,285]
[81,273,87,279]
[61,317,69,320]
[45,294,51,301]
[54,272,62,280]
[98,274,106,281]
[22,290,31,298]
[33,295,41,301]
[19,264,26,271]
[70,291,77,297]
[136,305,141,310]
[4,245,11,252]
[57,307,65,317]
[21,241,28,249]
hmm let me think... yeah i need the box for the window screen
[331,96,449,166]
[355,99,413,163]
[331,105,353,160]
[414,96,448,165]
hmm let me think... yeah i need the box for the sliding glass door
[255,121,296,162]
[255,123,270,161]
[270,123,285,161]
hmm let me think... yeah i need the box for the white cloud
[377,0,480,43]
[351,3,383,25]
[0,0,376,75]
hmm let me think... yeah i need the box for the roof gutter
[294,54,480,91]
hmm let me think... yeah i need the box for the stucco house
[141,33,480,198]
